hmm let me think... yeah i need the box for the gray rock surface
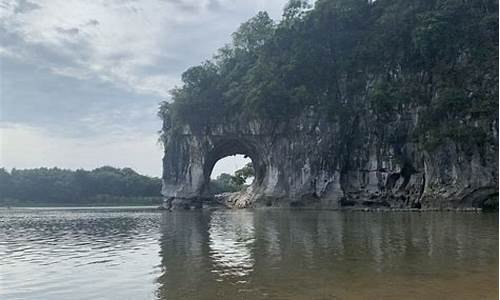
[161,106,498,210]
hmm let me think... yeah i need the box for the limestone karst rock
[161,106,498,210]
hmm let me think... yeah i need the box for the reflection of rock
[208,211,255,279]
[154,210,498,299]
[156,212,212,299]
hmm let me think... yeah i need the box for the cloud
[0,123,164,176]
[1,0,287,98]
[0,57,161,138]
[85,19,99,26]
[54,26,80,36]
[11,0,41,14]
[0,0,289,173]
[0,0,289,136]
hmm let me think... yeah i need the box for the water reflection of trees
[156,210,498,299]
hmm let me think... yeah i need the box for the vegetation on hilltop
[159,0,498,149]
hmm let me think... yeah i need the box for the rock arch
[160,113,348,210]
[161,110,498,210]
[202,137,265,196]
[161,124,274,209]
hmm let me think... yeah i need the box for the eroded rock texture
[161,107,498,210]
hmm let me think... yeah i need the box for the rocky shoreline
[159,195,487,212]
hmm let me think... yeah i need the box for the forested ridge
[0,167,162,206]
[160,0,498,150]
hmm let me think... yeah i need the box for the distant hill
[0,167,162,206]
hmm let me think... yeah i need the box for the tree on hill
[0,167,162,206]
[159,0,498,150]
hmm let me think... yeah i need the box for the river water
[0,207,497,299]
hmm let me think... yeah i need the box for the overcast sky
[0,0,289,177]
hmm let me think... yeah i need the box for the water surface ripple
[0,207,497,299]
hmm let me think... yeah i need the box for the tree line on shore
[0,167,162,206]
[0,163,255,206]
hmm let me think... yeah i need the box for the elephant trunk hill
[159,0,498,210]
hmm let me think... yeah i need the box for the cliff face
[161,105,498,210]
[160,0,498,210]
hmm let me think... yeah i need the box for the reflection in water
[0,208,498,300]
[156,210,498,300]
[155,211,211,299]
[209,210,255,279]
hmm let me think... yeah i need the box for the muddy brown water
[0,207,497,299]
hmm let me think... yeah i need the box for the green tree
[0,167,162,206]
[209,173,240,194]
[160,0,498,151]
[232,11,275,52]
[233,162,254,186]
